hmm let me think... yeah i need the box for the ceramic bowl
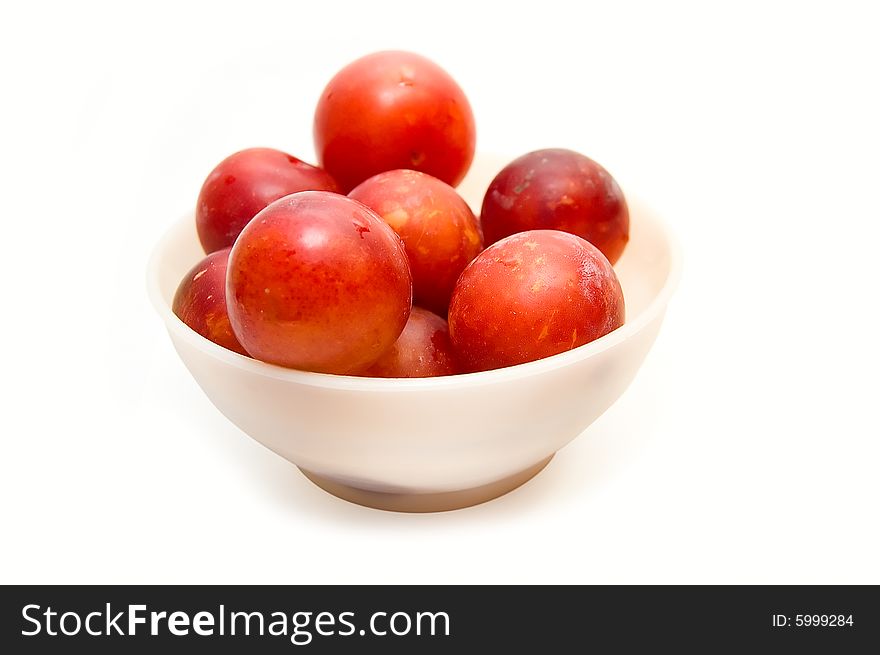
[148,154,680,512]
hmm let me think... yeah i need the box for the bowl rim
[147,202,681,391]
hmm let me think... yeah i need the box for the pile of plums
[173,51,628,377]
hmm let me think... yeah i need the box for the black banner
[1,586,876,652]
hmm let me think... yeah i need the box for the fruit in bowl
[313,50,476,193]
[172,247,248,357]
[448,230,625,373]
[349,168,483,316]
[362,306,458,378]
[226,191,412,375]
[148,51,680,512]
[196,147,339,254]
[480,148,630,265]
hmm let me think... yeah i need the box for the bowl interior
[151,154,677,349]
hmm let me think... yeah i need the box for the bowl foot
[299,455,554,513]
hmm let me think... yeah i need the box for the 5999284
[771,614,854,628]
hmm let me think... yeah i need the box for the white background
[2,0,878,584]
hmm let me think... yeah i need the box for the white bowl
[147,155,681,512]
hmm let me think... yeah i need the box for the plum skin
[196,147,339,254]
[226,191,412,374]
[172,248,248,356]
[480,148,629,264]
[314,51,476,192]
[362,307,458,378]
[448,230,625,372]
[349,169,483,316]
